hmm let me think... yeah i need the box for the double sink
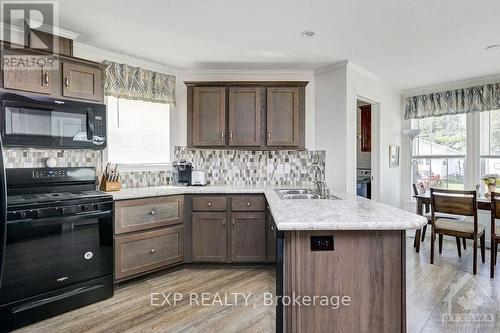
[275,189,340,200]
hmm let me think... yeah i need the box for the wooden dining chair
[430,188,486,275]
[413,184,466,254]
[490,192,500,278]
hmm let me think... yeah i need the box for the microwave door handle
[86,110,95,141]
[0,137,6,289]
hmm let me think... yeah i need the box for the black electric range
[0,167,114,332]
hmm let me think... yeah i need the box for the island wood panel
[192,87,226,146]
[228,87,261,146]
[284,230,405,333]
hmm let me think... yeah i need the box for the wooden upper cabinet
[267,87,300,147]
[228,87,261,146]
[2,50,54,95]
[192,87,226,146]
[359,105,372,152]
[62,61,102,101]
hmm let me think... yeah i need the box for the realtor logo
[1,1,59,70]
[442,274,495,330]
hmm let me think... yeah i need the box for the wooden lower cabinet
[230,212,266,262]
[266,208,277,263]
[115,225,184,281]
[192,212,227,262]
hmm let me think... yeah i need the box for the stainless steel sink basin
[281,193,321,200]
[276,189,313,195]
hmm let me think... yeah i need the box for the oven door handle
[7,210,113,226]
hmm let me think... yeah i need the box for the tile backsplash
[174,147,326,186]
[2,147,326,189]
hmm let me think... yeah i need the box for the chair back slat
[430,188,476,217]
[491,192,500,238]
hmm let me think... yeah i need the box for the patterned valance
[404,82,500,119]
[103,60,175,104]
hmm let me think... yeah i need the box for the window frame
[104,96,175,172]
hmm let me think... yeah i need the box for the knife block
[100,177,121,192]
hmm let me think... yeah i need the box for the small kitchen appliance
[172,160,192,186]
[191,170,207,186]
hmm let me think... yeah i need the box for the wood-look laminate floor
[15,237,500,333]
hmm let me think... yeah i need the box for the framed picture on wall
[389,145,400,168]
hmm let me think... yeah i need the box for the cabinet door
[231,212,266,262]
[115,196,184,234]
[228,87,261,146]
[115,226,184,281]
[193,87,226,146]
[360,105,371,152]
[192,212,227,262]
[2,50,54,94]
[267,87,299,147]
[62,62,102,101]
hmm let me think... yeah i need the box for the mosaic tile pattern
[120,171,171,188]
[4,148,103,171]
[174,147,326,186]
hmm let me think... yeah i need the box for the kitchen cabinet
[61,61,103,101]
[115,225,184,281]
[115,196,184,234]
[186,81,307,149]
[228,87,262,146]
[2,49,54,95]
[360,105,371,152]
[192,212,227,262]
[267,87,300,147]
[192,87,226,146]
[230,212,266,262]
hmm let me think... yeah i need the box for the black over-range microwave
[0,92,106,149]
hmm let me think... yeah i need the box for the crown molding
[314,60,348,75]
[26,19,79,40]
[73,42,177,75]
[178,68,314,76]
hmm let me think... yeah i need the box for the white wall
[314,61,404,208]
[174,70,315,149]
[314,63,347,192]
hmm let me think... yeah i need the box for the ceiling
[57,0,500,90]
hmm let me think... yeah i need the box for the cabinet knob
[247,202,251,207]
[267,130,271,141]
[149,210,156,215]
[150,249,155,254]
[232,219,235,225]
[207,202,212,207]
[271,225,275,231]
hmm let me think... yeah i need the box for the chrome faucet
[308,164,328,198]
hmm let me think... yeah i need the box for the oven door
[0,210,113,305]
[0,94,106,149]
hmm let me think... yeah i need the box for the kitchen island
[112,185,426,333]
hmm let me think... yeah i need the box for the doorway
[356,100,373,199]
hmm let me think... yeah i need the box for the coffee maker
[172,160,192,186]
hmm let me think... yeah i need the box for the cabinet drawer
[231,195,265,211]
[115,226,184,281]
[115,196,184,234]
[192,196,227,211]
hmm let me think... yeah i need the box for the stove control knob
[94,204,101,210]
[19,211,27,219]
[59,207,68,215]
[32,209,40,218]
[81,205,89,212]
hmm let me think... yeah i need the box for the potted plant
[482,174,499,198]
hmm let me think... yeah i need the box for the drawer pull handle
[65,76,69,89]
[247,202,251,207]
[149,210,156,215]
[44,72,49,86]
[271,225,275,231]
[150,249,155,254]
[207,202,212,207]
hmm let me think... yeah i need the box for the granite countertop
[111,185,427,231]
